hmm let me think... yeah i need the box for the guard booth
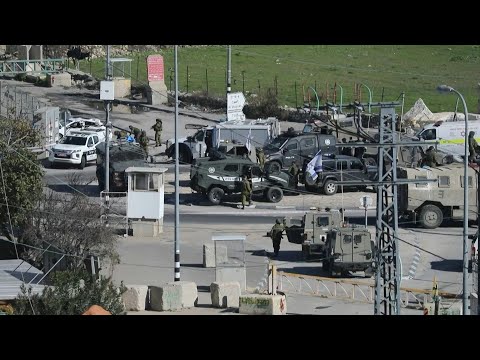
[212,234,246,291]
[125,167,168,237]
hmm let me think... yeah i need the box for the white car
[49,130,103,169]
[59,117,104,138]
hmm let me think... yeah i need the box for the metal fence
[0,80,48,122]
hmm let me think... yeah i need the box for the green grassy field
[77,45,480,114]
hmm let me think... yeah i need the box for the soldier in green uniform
[468,131,479,163]
[270,218,285,257]
[256,147,265,171]
[152,118,163,147]
[139,130,149,160]
[240,174,252,210]
[289,161,300,190]
[422,146,438,167]
[129,125,141,142]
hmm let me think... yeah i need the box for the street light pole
[174,45,180,281]
[437,84,469,315]
[361,83,372,113]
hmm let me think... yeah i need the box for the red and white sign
[147,55,164,82]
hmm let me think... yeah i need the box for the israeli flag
[245,128,253,151]
[306,149,322,181]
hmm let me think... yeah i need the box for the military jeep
[190,156,294,205]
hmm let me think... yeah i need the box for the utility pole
[105,45,112,193]
[174,45,180,281]
[226,45,231,120]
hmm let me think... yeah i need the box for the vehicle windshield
[63,136,86,145]
[264,136,288,151]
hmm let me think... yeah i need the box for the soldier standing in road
[468,131,479,163]
[256,147,265,171]
[129,125,141,142]
[421,146,439,168]
[152,119,163,147]
[139,130,149,160]
[240,174,252,210]
[270,218,285,258]
[289,161,300,190]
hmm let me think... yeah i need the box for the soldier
[421,146,438,168]
[152,118,163,147]
[129,125,141,142]
[289,161,300,190]
[270,218,285,257]
[139,130,149,160]
[468,131,479,163]
[256,147,265,171]
[240,174,252,210]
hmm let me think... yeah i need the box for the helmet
[275,218,281,224]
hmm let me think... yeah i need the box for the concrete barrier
[210,282,241,308]
[122,285,149,311]
[203,243,228,268]
[47,73,72,87]
[150,281,198,311]
[239,294,287,315]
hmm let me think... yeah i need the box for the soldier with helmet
[270,218,285,257]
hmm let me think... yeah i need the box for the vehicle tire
[323,179,337,196]
[79,155,86,170]
[265,186,283,203]
[207,187,224,205]
[266,161,281,174]
[178,149,191,164]
[419,204,443,229]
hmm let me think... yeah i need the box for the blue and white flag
[306,149,322,181]
[245,128,253,151]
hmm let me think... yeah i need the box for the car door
[339,230,354,263]
[223,163,240,190]
[300,136,318,162]
[86,136,96,161]
[283,139,300,168]
[250,165,262,191]
[346,158,365,183]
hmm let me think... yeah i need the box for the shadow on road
[430,259,462,272]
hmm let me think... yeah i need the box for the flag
[245,128,253,151]
[306,150,322,181]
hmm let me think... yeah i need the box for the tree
[0,118,44,240]
[15,269,126,315]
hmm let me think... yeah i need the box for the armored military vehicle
[95,141,146,192]
[398,164,478,229]
[322,226,375,277]
[190,155,294,205]
[283,208,343,260]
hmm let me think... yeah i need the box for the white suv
[49,130,102,169]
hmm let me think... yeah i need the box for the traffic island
[239,294,287,315]
[210,282,241,308]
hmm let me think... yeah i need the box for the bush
[14,270,126,315]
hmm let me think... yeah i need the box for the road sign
[227,92,246,113]
[360,195,373,208]
[147,55,164,82]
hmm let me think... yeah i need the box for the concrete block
[239,294,287,315]
[47,73,72,87]
[203,244,215,268]
[147,81,168,105]
[122,285,148,311]
[215,245,228,265]
[210,282,241,308]
[172,281,198,308]
[215,267,246,291]
[470,293,478,315]
[150,284,182,311]
[131,220,162,237]
[150,282,198,311]
[114,78,131,98]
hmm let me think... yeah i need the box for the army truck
[322,226,375,277]
[283,209,343,260]
[190,155,294,205]
[95,140,146,192]
[397,164,478,229]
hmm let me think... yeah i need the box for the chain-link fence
[0,81,48,122]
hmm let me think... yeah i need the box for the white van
[416,120,480,157]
